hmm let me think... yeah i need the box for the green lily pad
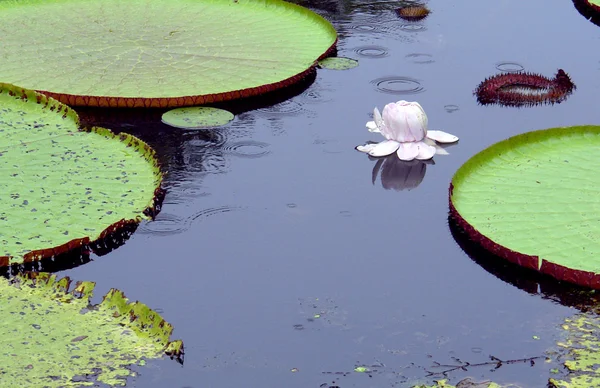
[450,126,600,288]
[0,83,162,266]
[0,0,337,108]
[162,107,234,129]
[549,313,600,387]
[318,57,359,70]
[0,272,182,387]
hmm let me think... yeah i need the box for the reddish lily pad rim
[449,126,600,289]
[1,0,338,108]
[20,271,184,361]
[572,0,600,26]
[40,60,336,108]
[0,84,165,268]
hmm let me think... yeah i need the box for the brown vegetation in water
[474,69,576,107]
[396,5,430,21]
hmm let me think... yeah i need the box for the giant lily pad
[449,126,600,288]
[0,272,182,387]
[0,0,337,108]
[0,83,162,266]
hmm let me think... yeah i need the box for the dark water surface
[65,0,600,386]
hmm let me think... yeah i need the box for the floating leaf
[450,126,600,288]
[318,57,359,70]
[161,107,234,129]
[0,0,337,107]
[549,312,600,387]
[0,83,163,266]
[474,70,576,107]
[0,272,183,387]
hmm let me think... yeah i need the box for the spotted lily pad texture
[318,57,359,70]
[549,312,600,387]
[0,0,337,108]
[0,83,162,266]
[0,272,182,387]
[449,126,600,288]
[162,107,234,129]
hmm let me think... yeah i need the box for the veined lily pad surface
[450,126,600,288]
[0,272,183,387]
[0,84,162,266]
[0,0,337,108]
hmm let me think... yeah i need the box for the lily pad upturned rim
[0,84,164,267]
[572,0,600,27]
[0,0,338,108]
[449,125,600,289]
[2,271,183,386]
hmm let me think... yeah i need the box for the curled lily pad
[162,107,234,129]
[318,57,359,70]
[0,83,163,266]
[0,0,337,107]
[0,272,182,386]
[450,126,600,289]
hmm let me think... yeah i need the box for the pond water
[65,0,600,386]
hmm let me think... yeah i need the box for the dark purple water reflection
[63,0,600,386]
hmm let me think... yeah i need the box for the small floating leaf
[0,272,182,387]
[450,125,600,288]
[354,366,369,373]
[161,107,234,129]
[0,83,162,266]
[318,57,359,70]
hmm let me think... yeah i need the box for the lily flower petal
[368,140,401,157]
[396,142,419,161]
[373,107,384,128]
[415,142,436,160]
[423,138,450,155]
[356,143,378,153]
[426,130,459,143]
[366,121,380,132]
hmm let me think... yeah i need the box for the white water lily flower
[356,100,458,161]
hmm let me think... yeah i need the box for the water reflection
[449,217,600,313]
[370,155,430,191]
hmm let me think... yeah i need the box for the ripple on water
[255,100,305,117]
[180,149,230,175]
[138,213,189,236]
[189,205,245,226]
[405,53,434,64]
[353,45,389,59]
[399,23,427,32]
[371,76,424,95]
[223,140,271,159]
[495,62,525,73]
[444,104,460,113]
[139,206,244,236]
[296,85,333,104]
[350,23,380,33]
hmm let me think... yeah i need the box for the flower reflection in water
[370,154,432,191]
